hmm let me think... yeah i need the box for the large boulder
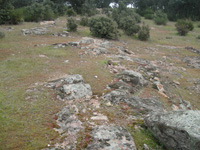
[145,110,200,150]
[86,125,137,150]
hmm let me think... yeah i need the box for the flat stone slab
[145,110,200,150]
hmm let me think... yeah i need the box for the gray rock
[64,74,83,84]
[79,37,95,45]
[185,47,200,55]
[86,47,109,55]
[103,91,163,114]
[47,74,92,100]
[62,83,92,100]
[22,27,48,35]
[56,106,83,134]
[118,70,148,87]
[183,56,200,69]
[86,125,137,150]
[145,110,200,150]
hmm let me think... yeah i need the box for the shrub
[187,20,194,31]
[175,20,193,36]
[81,0,97,17]
[24,0,56,22]
[89,16,119,40]
[197,35,200,39]
[198,24,200,28]
[144,8,154,20]
[119,16,140,36]
[67,18,77,32]
[0,31,5,39]
[80,17,89,26]
[153,10,168,25]
[138,24,150,41]
[66,8,76,17]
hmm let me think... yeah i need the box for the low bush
[80,17,89,26]
[120,16,140,36]
[187,20,194,31]
[138,24,150,41]
[0,31,5,39]
[24,0,56,22]
[153,10,168,25]
[67,18,77,32]
[144,8,154,20]
[197,35,200,39]
[175,20,193,36]
[198,24,200,28]
[89,16,119,40]
[66,8,76,17]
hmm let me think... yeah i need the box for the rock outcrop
[145,110,200,150]
[47,74,92,100]
[103,90,163,114]
[86,125,137,150]
[22,27,48,35]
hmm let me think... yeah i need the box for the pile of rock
[21,27,48,35]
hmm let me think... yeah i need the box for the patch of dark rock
[183,56,200,69]
[86,125,137,150]
[102,90,163,114]
[46,74,92,100]
[118,70,148,87]
[185,47,200,55]
[109,81,135,93]
[145,110,200,150]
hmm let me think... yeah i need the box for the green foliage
[67,18,78,32]
[24,0,56,22]
[153,10,168,25]
[120,16,140,36]
[197,35,200,39]
[66,8,77,17]
[198,24,200,28]
[175,20,190,36]
[0,0,23,25]
[138,23,150,41]
[144,8,154,20]
[89,16,119,39]
[134,0,200,21]
[112,2,141,29]
[81,0,97,16]
[80,17,89,26]
[187,20,194,31]
[0,31,5,39]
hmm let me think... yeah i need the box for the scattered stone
[183,56,200,69]
[91,114,108,121]
[53,31,69,37]
[5,27,14,31]
[86,125,137,150]
[185,47,200,55]
[143,144,149,150]
[39,55,48,58]
[64,60,69,63]
[21,27,48,35]
[145,110,200,150]
[173,80,180,85]
[52,43,68,48]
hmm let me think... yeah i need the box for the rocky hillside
[0,17,200,150]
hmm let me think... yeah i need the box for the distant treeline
[0,0,200,25]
